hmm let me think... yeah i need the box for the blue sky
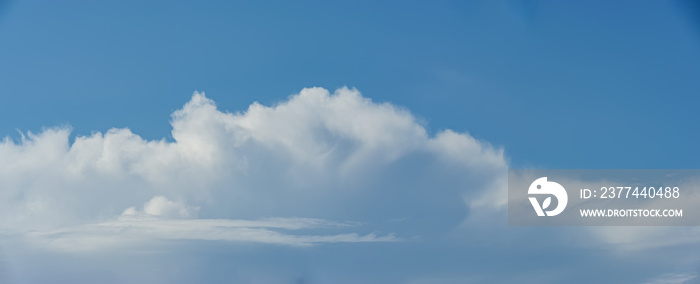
[1,0,698,169]
[0,1,699,283]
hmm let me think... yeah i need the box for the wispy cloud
[643,272,698,284]
[27,215,396,251]
[21,195,395,251]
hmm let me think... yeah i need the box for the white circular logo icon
[528,177,568,217]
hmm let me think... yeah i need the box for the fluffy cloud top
[0,87,507,250]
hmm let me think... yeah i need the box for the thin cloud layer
[28,217,395,251]
[0,87,508,250]
[26,196,394,251]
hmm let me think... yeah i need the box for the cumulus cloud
[1,87,697,284]
[0,87,508,250]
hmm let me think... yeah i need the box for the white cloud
[0,87,508,250]
[1,87,696,284]
[25,196,391,251]
[27,214,396,251]
[122,195,200,219]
